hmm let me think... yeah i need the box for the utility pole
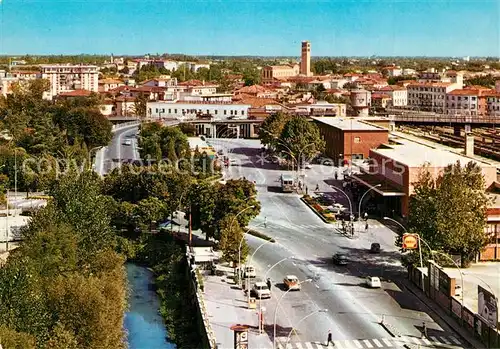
[188,204,192,247]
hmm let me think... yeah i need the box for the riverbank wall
[185,246,218,349]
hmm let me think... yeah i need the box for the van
[366,276,381,288]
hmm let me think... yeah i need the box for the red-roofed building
[235,85,277,99]
[98,78,124,92]
[377,85,408,107]
[446,87,493,116]
[261,64,300,84]
[58,89,93,98]
[371,93,392,109]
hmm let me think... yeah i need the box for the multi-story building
[261,64,300,83]
[41,64,99,98]
[300,41,312,76]
[486,92,500,116]
[446,87,490,116]
[312,117,389,164]
[98,78,124,92]
[147,101,251,121]
[407,82,457,113]
[382,66,402,77]
[378,86,408,107]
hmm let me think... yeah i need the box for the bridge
[390,113,500,127]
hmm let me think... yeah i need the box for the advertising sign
[478,285,498,328]
[231,325,249,349]
[402,233,419,249]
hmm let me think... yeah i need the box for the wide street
[209,137,467,348]
[106,130,470,348]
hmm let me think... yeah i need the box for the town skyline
[0,0,499,57]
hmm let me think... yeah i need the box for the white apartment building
[147,101,251,121]
[383,66,402,77]
[41,64,98,98]
[378,86,408,107]
[407,82,458,113]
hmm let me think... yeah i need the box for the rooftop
[373,135,496,169]
[311,117,387,132]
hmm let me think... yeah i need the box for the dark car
[333,253,348,265]
[370,243,381,253]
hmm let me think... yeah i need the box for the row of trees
[259,113,325,164]
[103,163,260,264]
[406,161,491,267]
[0,171,127,348]
[0,80,113,197]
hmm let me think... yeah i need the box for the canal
[124,263,176,349]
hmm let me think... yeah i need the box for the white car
[283,275,301,291]
[366,276,381,288]
[252,282,271,299]
[123,139,132,146]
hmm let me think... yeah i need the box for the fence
[186,246,218,349]
[408,265,499,348]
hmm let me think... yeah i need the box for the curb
[300,198,334,224]
[379,319,415,349]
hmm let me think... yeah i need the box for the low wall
[408,265,500,348]
[186,246,217,349]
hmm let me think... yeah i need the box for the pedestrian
[264,216,267,228]
[306,186,308,195]
[266,278,272,290]
[316,184,319,191]
[327,330,334,346]
[334,172,338,180]
[422,321,427,338]
[364,212,368,220]
[365,222,369,231]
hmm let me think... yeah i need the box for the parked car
[366,276,381,288]
[283,275,301,291]
[123,139,132,146]
[304,162,312,169]
[332,253,348,265]
[370,243,381,253]
[251,282,271,299]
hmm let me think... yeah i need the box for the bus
[281,174,294,192]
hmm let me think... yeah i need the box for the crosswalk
[276,335,465,349]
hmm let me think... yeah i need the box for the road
[107,130,469,348]
[211,138,466,348]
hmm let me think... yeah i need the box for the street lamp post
[273,278,312,349]
[257,256,294,334]
[431,250,464,308]
[330,184,354,236]
[358,184,381,220]
[237,222,264,288]
[246,238,276,302]
[383,216,434,293]
[89,146,103,171]
[285,309,328,346]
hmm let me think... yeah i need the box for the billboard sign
[478,285,498,328]
[402,233,419,250]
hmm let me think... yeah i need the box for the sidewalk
[203,265,273,349]
[401,278,484,349]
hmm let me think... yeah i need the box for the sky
[0,0,499,57]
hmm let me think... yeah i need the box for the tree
[259,112,291,149]
[407,161,490,267]
[218,214,248,265]
[278,116,325,165]
[133,92,148,118]
[435,161,490,266]
[178,122,196,137]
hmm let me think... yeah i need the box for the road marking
[333,341,343,348]
[372,339,383,348]
[410,337,421,344]
[353,340,363,348]
[363,339,374,348]
[305,342,314,349]
[439,337,451,344]
[342,340,353,348]
[381,338,393,347]
[295,343,304,349]
[449,336,461,345]
[421,338,432,345]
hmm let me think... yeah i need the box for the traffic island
[301,195,337,224]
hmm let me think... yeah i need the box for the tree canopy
[407,161,490,267]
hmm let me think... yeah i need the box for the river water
[124,263,176,349]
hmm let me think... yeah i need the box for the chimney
[465,133,474,157]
